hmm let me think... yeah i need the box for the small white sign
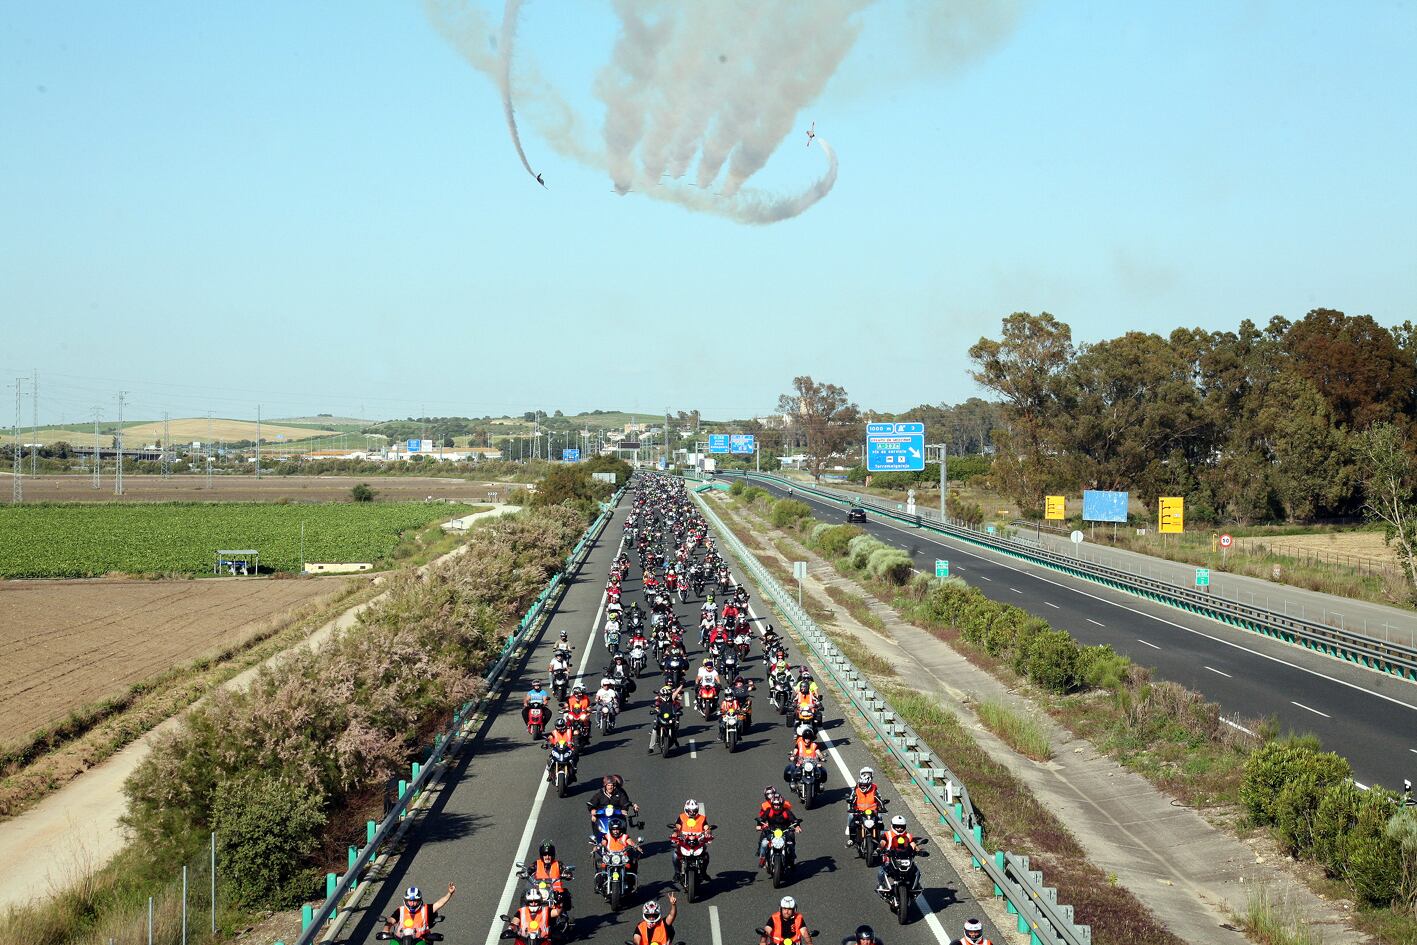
[1070,530,1084,544]
[793,560,808,580]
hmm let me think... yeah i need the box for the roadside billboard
[1082,490,1129,523]
[1044,496,1066,520]
[1158,496,1184,534]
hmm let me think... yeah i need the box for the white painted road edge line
[482,536,619,945]
[1086,618,1104,627]
[1009,587,1022,594]
[1136,639,1161,650]
[1291,701,1331,719]
[709,904,723,945]
[978,575,992,582]
[1220,717,1258,738]
[1204,666,1232,678]
[690,739,697,759]
[1044,601,1060,609]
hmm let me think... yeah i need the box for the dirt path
[728,505,1368,945]
[0,505,520,909]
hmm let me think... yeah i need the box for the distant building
[382,444,502,462]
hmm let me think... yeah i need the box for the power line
[92,406,101,490]
[11,378,23,505]
[115,391,127,496]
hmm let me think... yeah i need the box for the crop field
[1234,530,1398,568]
[0,575,363,750]
[0,502,475,578]
[14,419,338,447]
[8,474,514,504]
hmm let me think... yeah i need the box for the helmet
[779,896,796,911]
[613,653,625,663]
[404,886,422,904]
[573,683,586,694]
[858,767,874,786]
[600,677,614,688]
[559,628,569,640]
[539,840,556,859]
[770,794,785,810]
[796,725,812,738]
[963,918,983,941]
[659,685,672,698]
[855,926,876,943]
[798,680,810,693]
[703,658,714,668]
[891,815,907,829]
[642,901,661,923]
[609,820,625,836]
[524,887,543,904]
[555,717,567,731]
[764,785,775,800]
[684,799,700,814]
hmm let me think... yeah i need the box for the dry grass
[975,699,1053,761]
[823,585,889,636]
[1240,885,1327,945]
[1234,531,1397,567]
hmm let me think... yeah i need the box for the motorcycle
[596,699,617,736]
[592,847,638,912]
[668,827,714,902]
[551,669,569,702]
[719,705,744,753]
[790,758,825,808]
[513,863,574,933]
[677,584,689,604]
[604,624,622,655]
[849,800,889,864]
[878,839,929,924]
[769,675,792,716]
[628,640,648,678]
[497,907,553,945]
[760,826,797,888]
[696,681,719,720]
[543,743,578,798]
[717,650,739,682]
[652,704,680,758]
[525,703,548,740]
[663,654,687,690]
[567,712,591,749]
[733,631,752,661]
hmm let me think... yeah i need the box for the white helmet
[684,799,700,814]
[891,815,907,829]
[779,896,796,911]
[857,767,874,786]
[796,724,812,738]
[524,887,544,904]
[642,901,661,922]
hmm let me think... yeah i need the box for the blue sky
[2,1,1414,425]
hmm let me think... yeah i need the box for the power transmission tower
[115,391,127,496]
[11,378,23,504]
[206,412,214,490]
[161,412,172,478]
[92,406,101,489]
[31,369,38,478]
[255,404,261,479]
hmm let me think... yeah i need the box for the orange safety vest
[795,738,820,759]
[759,799,793,818]
[603,833,632,853]
[636,920,671,945]
[517,905,550,935]
[533,859,562,881]
[398,904,432,935]
[796,693,815,713]
[677,812,707,833]
[882,829,914,850]
[768,911,807,942]
[852,786,879,811]
[568,695,590,713]
[548,730,573,749]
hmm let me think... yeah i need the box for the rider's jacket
[533,859,563,881]
[881,828,916,852]
[792,737,821,762]
[767,911,807,942]
[516,904,551,935]
[547,729,574,750]
[397,904,432,936]
[795,693,817,715]
[601,833,633,854]
[675,812,708,834]
[636,921,671,945]
[851,785,880,811]
[567,694,591,714]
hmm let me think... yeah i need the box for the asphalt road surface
[340,486,1000,945]
[736,475,1417,792]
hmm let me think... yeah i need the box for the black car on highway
[846,507,867,523]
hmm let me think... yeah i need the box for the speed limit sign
[1219,533,1233,549]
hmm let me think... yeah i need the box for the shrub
[1386,807,1417,912]
[1312,779,1363,873]
[1240,738,1338,825]
[214,771,326,906]
[1078,645,1131,692]
[351,483,376,502]
[729,480,746,496]
[742,487,769,504]
[1272,750,1352,856]
[848,535,887,570]
[866,548,914,585]
[1020,629,1082,693]
[770,499,813,527]
[1339,786,1403,905]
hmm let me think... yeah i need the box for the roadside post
[792,560,807,606]
[935,559,949,578]
[1196,568,1210,593]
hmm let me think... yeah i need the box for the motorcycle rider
[594,676,620,721]
[594,820,641,888]
[588,774,640,823]
[648,685,683,754]
[758,896,812,945]
[876,815,922,894]
[846,767,883,845]
[384,883,456,939]
[632,896,679,945]
[547,651,572,695]
[544,718,577,783]
[531,840,572,912]
[670,799,714,879]
[755,792,802,866]
[505,887,552,942]
[696,657,721,688]
[785,725,826,786]
[853,926,878,945]
[949,918,991,945]
[609,653,637,695]
[521,680,550,727]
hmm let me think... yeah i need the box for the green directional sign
[935,559,950,578]
[1195,568,1210,587]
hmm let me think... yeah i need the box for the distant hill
[14,419,339,446]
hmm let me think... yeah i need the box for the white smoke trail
[498,0,538,181]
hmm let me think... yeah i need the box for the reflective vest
[398,904,432,935]
[795,738,820,759]
[637,920,671,945]
[533,859,561,881]
[768,911,806,942]
[568,695,590,713]
[677,813,707,834]
[603,833,632,853]
[517,905,550,935]
[852,786,879,811]
[796,694,816,714]
[548,730,573,749]
[882,829,915,851]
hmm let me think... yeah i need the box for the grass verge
[975,699,1053,761]
[1240,886,1327,945]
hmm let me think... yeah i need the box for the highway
[735,475,1417,793]
[341,485,1001,945]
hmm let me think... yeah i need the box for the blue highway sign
[865,422,925,472]
[562,448,581,462]
[708,434,730,453]
[729,434,756,454]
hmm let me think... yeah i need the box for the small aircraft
[805,121,815,147]
[536,173,546,188]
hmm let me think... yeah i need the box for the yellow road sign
[1158,496,1184,534]
[1045,495,1066,521]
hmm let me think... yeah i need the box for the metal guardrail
[693,490,1092,945]
[736,473,1417,683]
[291,489,625,945]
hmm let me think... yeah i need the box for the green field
[0,502,476,578]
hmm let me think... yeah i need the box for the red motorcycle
[526,703,548,740]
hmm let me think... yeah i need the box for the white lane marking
[1009,587,1022,594]
[690,739,697,759]
[483,536,618,945]
[978,575,992,582]
[1086,618,1104,627]
[1354,781,1369,790]
[1044,601,1060,609]
[1204,666,1232,678]
[709,905,723,945]
[1292,701,1331,719]
[781,489,1417,717]
[914,894,952,945]
[1221,717,1257,737]
[1136,639,1161,650]
[1409,748,1417,755]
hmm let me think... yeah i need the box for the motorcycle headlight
[771,836,785,849]
[896,857,913,869]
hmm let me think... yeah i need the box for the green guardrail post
[348,845,358,870]
[412,761,421,784]
[953,803,963,843]
[326,872,337,899]
[1017,911,1030,934]
[993,851,1005,896]
[367,820,377,845]
[971,825,983,867]
[301,904,313,930]
[397,779,407,812]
